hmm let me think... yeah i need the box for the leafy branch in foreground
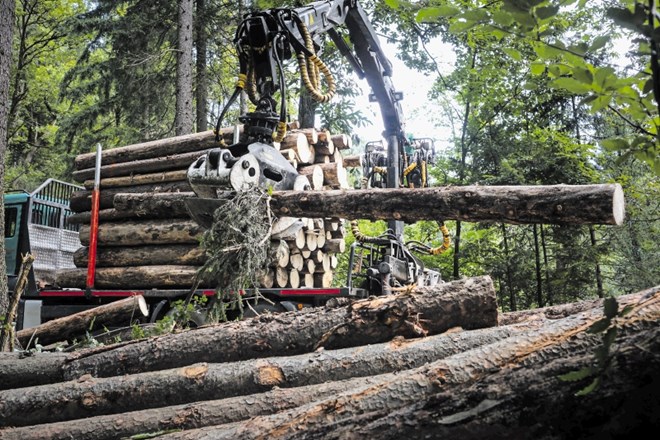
[558,296,635,395]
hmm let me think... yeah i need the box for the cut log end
[612,183,625,226]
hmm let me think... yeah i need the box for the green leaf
[503,48,522,61]
[535,5,559,20]
[603,296,619,319]
[530,62,546,75]
[551,77,591,94]
[590,35,610,51]
[492,11,514,26]
[573,67,593,85]
[600,138,630,151]
[590,94,612,112]
[384,0,402,9]
[462,8,490,22]
[587,317,611,334]
[576,377,600,396]
[558,366,595,382]
[643,79,654,94]
[416,6,460,22]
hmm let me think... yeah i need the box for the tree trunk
[175,0,194,135]
[117,184,626,227]
[0,0,15,321]
[59,276,497,380]
[72,150,210,183]
[155,288,659,440]
[0,375,389,440]
[16,296,148,348]
[73,128,235,170]
[195,0,208,132]
[55,266,202,290]
[73,244,206,267]
[70,181,192,212]
[270,184,625,225]
[78,219,203,246]
[589,225,604,298]
[533,223,544,307]
[0,322,533,428]
[113,191,195,217]
[83,169,187,190]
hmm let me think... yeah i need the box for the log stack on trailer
[58,125,353,290]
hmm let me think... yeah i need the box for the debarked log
[69,181,192,212]
[269,184,626,225]
[15,296,148,348]
[0,321,534,427]
[78,219,203,246]
[73,244,206,268]
[154,286,660,440]
[55,265,204,290]
[61,276,498,379]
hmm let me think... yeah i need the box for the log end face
[135,295,149,317]
[612,183,625,226]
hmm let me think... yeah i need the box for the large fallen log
[55,265,202,289]
[73,244,206,267]
[60,276,497,380]
[0,321,537,427]
[270,184,625,225]
[16,295,148,348]
[154,286,659,439]
[78,219,203,246]
[0,375,388,440]
[112,184,625,227]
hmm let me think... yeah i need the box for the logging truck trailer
[5,179,369,331]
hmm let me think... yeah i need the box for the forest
[0,0,658,317]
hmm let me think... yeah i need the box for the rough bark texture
[113,191,195,217]
[78,219,203,246]
[70,181,192,212]
[175,0,194,135]
[152,288,660,440]
[0,351,67,391]
[60,276,496,379]
[73,244,206,267]
[55,265,202,289]
[66,206,190,225]
[73,129,235,170]
[83,169,188,190]
[0,322,534,427]
[270,184,625,225]
[15,296,148,348]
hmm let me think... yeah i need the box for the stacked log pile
[1,278,658,439]
[58,126,353,290]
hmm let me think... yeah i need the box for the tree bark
[16,296,148,348]
[73,128,235,170]
[83,169,187,190]
[0,375,388,440]
[195,0,208,132]
[113,191,195,217]
[175,0,194,135]
[0,352,67,391]
[72,150,209,183]
[66,207,190,225]
[270,184,625,225]
[55,266,203,290]
[0,322,533,428]
[0,0,15,322]
[73,244,206,267]
[58,276,497,380]
[342,155,360,168]
[153,287,659,440]
[70,181,192,212]
[79,219,203,246]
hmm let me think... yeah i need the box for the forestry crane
[185,0,449,295]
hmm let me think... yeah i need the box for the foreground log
[79,219,203,246]
[0,375,389,440]
[113,191,195,217]
[0,352,68,390]
[115,184,625,227]
[16,296,148,349]
[0,322,537,427]
[73,244,206,267]
[55,266,202,289]
[270,184,626,225]
[155,286,660,439]
[59,276,497,380]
